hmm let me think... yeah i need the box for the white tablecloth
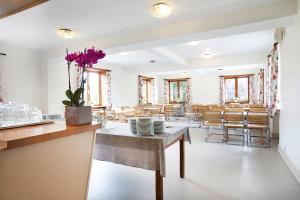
[94,123,191,177]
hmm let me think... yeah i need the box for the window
[168,79,187,103]
[84,68,107,106]
[140,76,154,104]
[224,75,249,103]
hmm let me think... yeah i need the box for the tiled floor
[88,127,300,200]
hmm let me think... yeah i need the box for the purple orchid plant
[62,47,106,107]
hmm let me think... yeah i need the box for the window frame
[85,68,106,106]
[167,78,188,104]
[224,75,250,104]
[139,75,154,104]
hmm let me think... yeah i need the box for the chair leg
[265,128,271,148]
[248,129,252,145]
[242,129,245,146]
[205,127,210,141]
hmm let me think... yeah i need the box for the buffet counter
[0,120,101,200]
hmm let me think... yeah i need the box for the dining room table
[93,122,191,200]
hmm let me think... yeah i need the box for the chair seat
[206,122,222,127]
[185,113,197,117]
[224,123,244,128]
[247,124,268,129]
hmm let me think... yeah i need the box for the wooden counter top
[0,121,101,150]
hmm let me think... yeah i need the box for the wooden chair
[249,107,268,112]
[223,111,246,145]
[210,105,226,112]
[197,105,209,126]
[164,104,176,121]
[185,105,198,127]
[152,105,165,119]
[203,111,223,142]
[134,105,147,117]
[249,104,265,108]
[226,107,245,112]
[246,112,270,147]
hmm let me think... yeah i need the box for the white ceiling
[0,0,283,50]
[101,29,274,69]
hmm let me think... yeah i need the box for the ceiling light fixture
[187,41,200,46]
[57,28,75,39]
[202,51,214,59]
[151,2,172,18]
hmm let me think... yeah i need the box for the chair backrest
[185,105,197,113]
[203,111,222,123]
[249,104,265,108]
[226,107,245,112]
[228,103,245,108]
[247,112,269,125]
[197,105,209,112]
[249,107,268,112]
[210,105,226,112]
[223,111,244,123]
[164,105,174,112]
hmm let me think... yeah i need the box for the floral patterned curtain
[0,70,2,103]
[164,80,169,104]
[138,76,144,105]
[186,79,191,104]
[257,69,264,105]
[249,75,255,104]
[105,71,112,109]
[266,43,279,116]
[219,77,225,104]
[151,79,156,104]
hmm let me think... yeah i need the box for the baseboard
[278,145,300,184]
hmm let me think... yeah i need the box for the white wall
[155,67,261,104]
[278,0,300,183]
[0,42,42,108]
[44,57,138,114]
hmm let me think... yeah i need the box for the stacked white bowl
[128,118,137,134]
[136,117,154,136]
[154,120,164,134]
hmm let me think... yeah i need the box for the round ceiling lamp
[151,2,172,18]
[202,51,214,59]
[57,28,75,39]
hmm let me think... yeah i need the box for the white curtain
[105,71,112,109]
[186,79,192,104]
[249,75,255,104]
[138,76,144,105]
[219,77,225,104]
[150,79,156,104]
[0,56,4,103]
[257,69,264,105]
[266,43,279,116]
[164,80,169,104]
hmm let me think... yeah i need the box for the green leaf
[62,100,73,106]
[73,88,84,102]
[65,89,73,100]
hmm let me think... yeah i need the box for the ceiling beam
[151,47,187,66]
[123,52,266,74]
[0,0,49,20]
[45,0,296,58]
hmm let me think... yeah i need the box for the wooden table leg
[155,170,163,200]
[180,136,185,178]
